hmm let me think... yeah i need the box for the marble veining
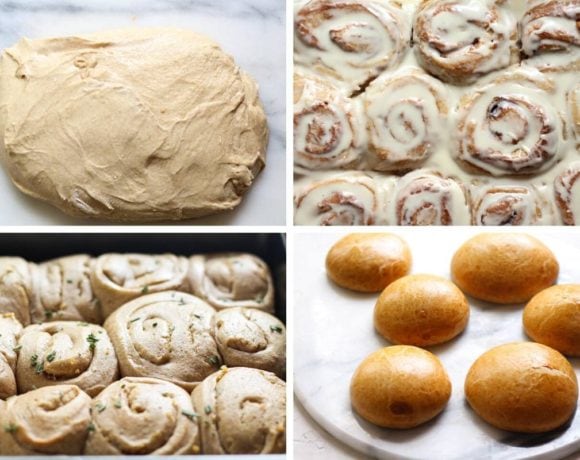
[295,228,580,460]
[0,0,285,225]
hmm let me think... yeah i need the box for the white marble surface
[294,228,580,460]
[0,0,285,225]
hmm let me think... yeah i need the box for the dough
[0,28,268,221]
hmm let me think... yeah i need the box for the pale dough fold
[0,28,268,221]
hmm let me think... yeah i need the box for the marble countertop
[0,0,285,225]
[294,228,580,460]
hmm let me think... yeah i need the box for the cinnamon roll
[0,257,33,325]
[567,79,580,146]
[16,321,118,397]
[470,184,556,225]
[30,255,101,324]
[554,161,580,225]
[85,377,200,455]
[0,314,22,399]
[104,291,220,391]
[187,254,274,312]
[294,173,378,225]
[456,69,562,176]
[363,69,448,171]
[294,73,363,170]
[212,308,286,379]
[413,0,518,84]
[521,0,580,70]
[0,385,91,455]
[294,0,410,92]
[393,170,470,225]
[192,367,286,454]
[91,253,189,318]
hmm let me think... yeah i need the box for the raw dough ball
[374,274,469,346]
[326,233,411,292]
[0,28,268,221]
[465,342,578,433]
[524,284,580,357]
[451,233,559,304]
[350,346,451,429]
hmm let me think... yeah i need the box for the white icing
[554,160,580,224]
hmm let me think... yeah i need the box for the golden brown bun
[524,285,580,357]
[326,233,411,293]
[451,233,559,304]
[350,346,451,429]
[465,342,578,433]
[374,274,469,346]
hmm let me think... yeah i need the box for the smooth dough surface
[0,28,268,221]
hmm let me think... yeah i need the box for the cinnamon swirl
[555,161,580,224]
[16,321,118,396]
[0,257,33,325]
[0,385,91,455]
[0,314,22,399]
[104,291,220,391]
[85,377,200,455]
[294,73,363,170]
[393,170,470,225]
[363,69,448,171]
[413,0,518,84]
[187,254,274,312]
[294,0,410,92]
[294,173,378,225]
[456,69,562,176]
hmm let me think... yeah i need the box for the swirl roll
[295,173,378,225]
[294,0,410,91]
[413,0,517,84]
[192,367,286,454]
[363,69,448,171]
[105,291,220,391]
[91,253,189,318]
[213,308,286,379]
[30,255,101,324]
[470,184,556,225]
[85,377,200,455]
[16,321,118,396]
[555,161,580,224]
[0,385,91,455]
[294,73,363,170]
[393,170,470,225]
[455,69,562,176]
[188,254,274,312]
[521,0,580,66]
[567,79,580,145]
[0,314,22,399]
[0,257,33,325]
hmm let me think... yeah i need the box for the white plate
[0,0,285,225]
[294,228,580,460]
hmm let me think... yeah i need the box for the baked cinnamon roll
[567,78,579,146]
[16,321,118,396]
[188,254,274,312]
[212,308,286,379]
[85,377,200,455]
[105,291,220,391]
[91,253,189,318]
[471,184,556,225]
[521,0,580,70]
[192,367,286,454]
[393,170,470,225]
[555,161,580,224]
[363,69,448,171]
[295,0,410,92]
[30,255,101,324]
[295,173,378,225]
[0,257,33,325]
[456,69,562,176]
[0,314,22,399]
[294,73,363,170]
[413,0,518,84]
[0,385,91,455]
